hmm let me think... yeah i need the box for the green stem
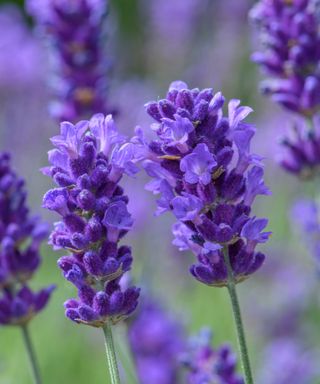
[21,324,42,384]
[117,323,139,384]
[223,246,254,384]
[102,322,121,384]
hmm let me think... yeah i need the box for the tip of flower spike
[169,80,188,91]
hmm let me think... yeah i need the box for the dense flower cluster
[129,300,184,384]
[181,328,244,384]
[0,152,54,326]
[257,338,319,384]
[27,0,111,122]
[135,81,271,286]
[250,0,320,117]
[277,116,320,177]
[43,114,139,327]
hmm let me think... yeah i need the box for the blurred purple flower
[0,5,44,89]
[0,153,54,326]
[135,81,271,287]
[181,328,244,384]
[146,0,206,56]
[257,338,319,384]
[27,0,112,123]
[292,198,320,265]
[129,300,185,384]
[278,116,320,178]
[250,0,320,117]
[43,114,139,327]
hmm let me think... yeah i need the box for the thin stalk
[21,324,42,384]
[102,322,121,384]
[117,323,139,384]
[223,246,254,384]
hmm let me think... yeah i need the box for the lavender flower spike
[136,81,271,384]
[129,300,185,384]
[43,114,140,328]
[137,81,271,287]
[250,0,320,117]
[43,114,140,383]
[182,328,244,384]
[278,115,320,178]
[0,152,54,384]
[27,0,111,123]
[0,152,54,326]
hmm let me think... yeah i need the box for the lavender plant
[250,0,320,270]
[129,299,244,384]
[129,300,185,384]
[134,81,271,383]
[182,328,244,384]
[250,0,320,177]
[0,152,54,384]
[42,113,140,384]
[27,0,111,123]
[250,0,320,117]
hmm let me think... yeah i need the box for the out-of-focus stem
[117,323,139,384]
[21,324,42,384]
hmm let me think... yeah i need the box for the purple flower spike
[136,82,270,286]
[0,152,54,326]
[43,114,139,327]
[250,0,320,117]
[129,299,185,384]
[27,0,112,123]
[181,328,244,384]
[251,0,320,179]
[278,117,320,178]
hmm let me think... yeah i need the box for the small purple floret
[27,0,112,122]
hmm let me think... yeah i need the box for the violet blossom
[129,300,185,384]
[0,5,44,90]
[277,115,320,178]
[250,0,320,117]
[27,0,111,123]
[43,114,140,327]
[181,328,244,384]
[0,152,54,326]
[134,81,271,287]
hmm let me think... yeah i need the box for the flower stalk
[223,246,254,384]
[102,322,121,384]
[21,325,42,384]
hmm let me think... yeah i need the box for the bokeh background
[1,0,320,383]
